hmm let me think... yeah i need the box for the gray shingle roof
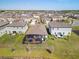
[26,24,48,35]
[7,21,27,27]
[49,21,72,28]
[0,21,9,30]
[0,21,9,27]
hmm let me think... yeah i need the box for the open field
[0,32,79,59]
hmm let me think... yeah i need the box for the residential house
[49,21,72,38]
[21,13,33,23]
[6,21,28,34]
[0,21,9,36]
[49,13,64,21]
[52,15,64,21]
[25,24,48,44]
[72,20,79,26]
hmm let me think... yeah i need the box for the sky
[0,0,79,10]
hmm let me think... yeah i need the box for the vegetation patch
[72,26,79,30]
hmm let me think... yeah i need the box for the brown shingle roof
[26,24,47,35]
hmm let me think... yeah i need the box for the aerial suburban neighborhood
[0,0,79,59]
[0,10,73,37]
[0,10,79,59]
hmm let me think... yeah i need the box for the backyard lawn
[72,26,79,30]
[0,32,79,59]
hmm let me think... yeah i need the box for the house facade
[49,21,72,37]
[6,21,28,34]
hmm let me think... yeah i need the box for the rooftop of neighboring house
[21,13,33,18]
[0,21,9,30]
[41,15,52,21]
[0,21,9,27]
[49,21,72,28]
[73,14,79,18]
[7,21,27,27]
[26,24,48,35]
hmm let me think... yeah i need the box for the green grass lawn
[0,33,25,44]
[0,33,79,59]
[72,26,79,30]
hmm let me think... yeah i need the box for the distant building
[6,21,28,34]
[41,16,52,25]
[21,13,33,23]
[52,15,64,21]
[49,21,72,38]
[33,13,40,19]
[73,14,79,19]
[30,18,38,25]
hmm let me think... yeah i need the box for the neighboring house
[51,15,64,21]
[73,14,79,19]
[6,21,28,34]
[22,18,32,24]
[21,14,33,24]
[72,20,79,26]
[0,21,9,36]
[7,18,16,24]
[33,13,40,19]
[25,24,48,44]
[49,21,72,38]
[33,15,40,19]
